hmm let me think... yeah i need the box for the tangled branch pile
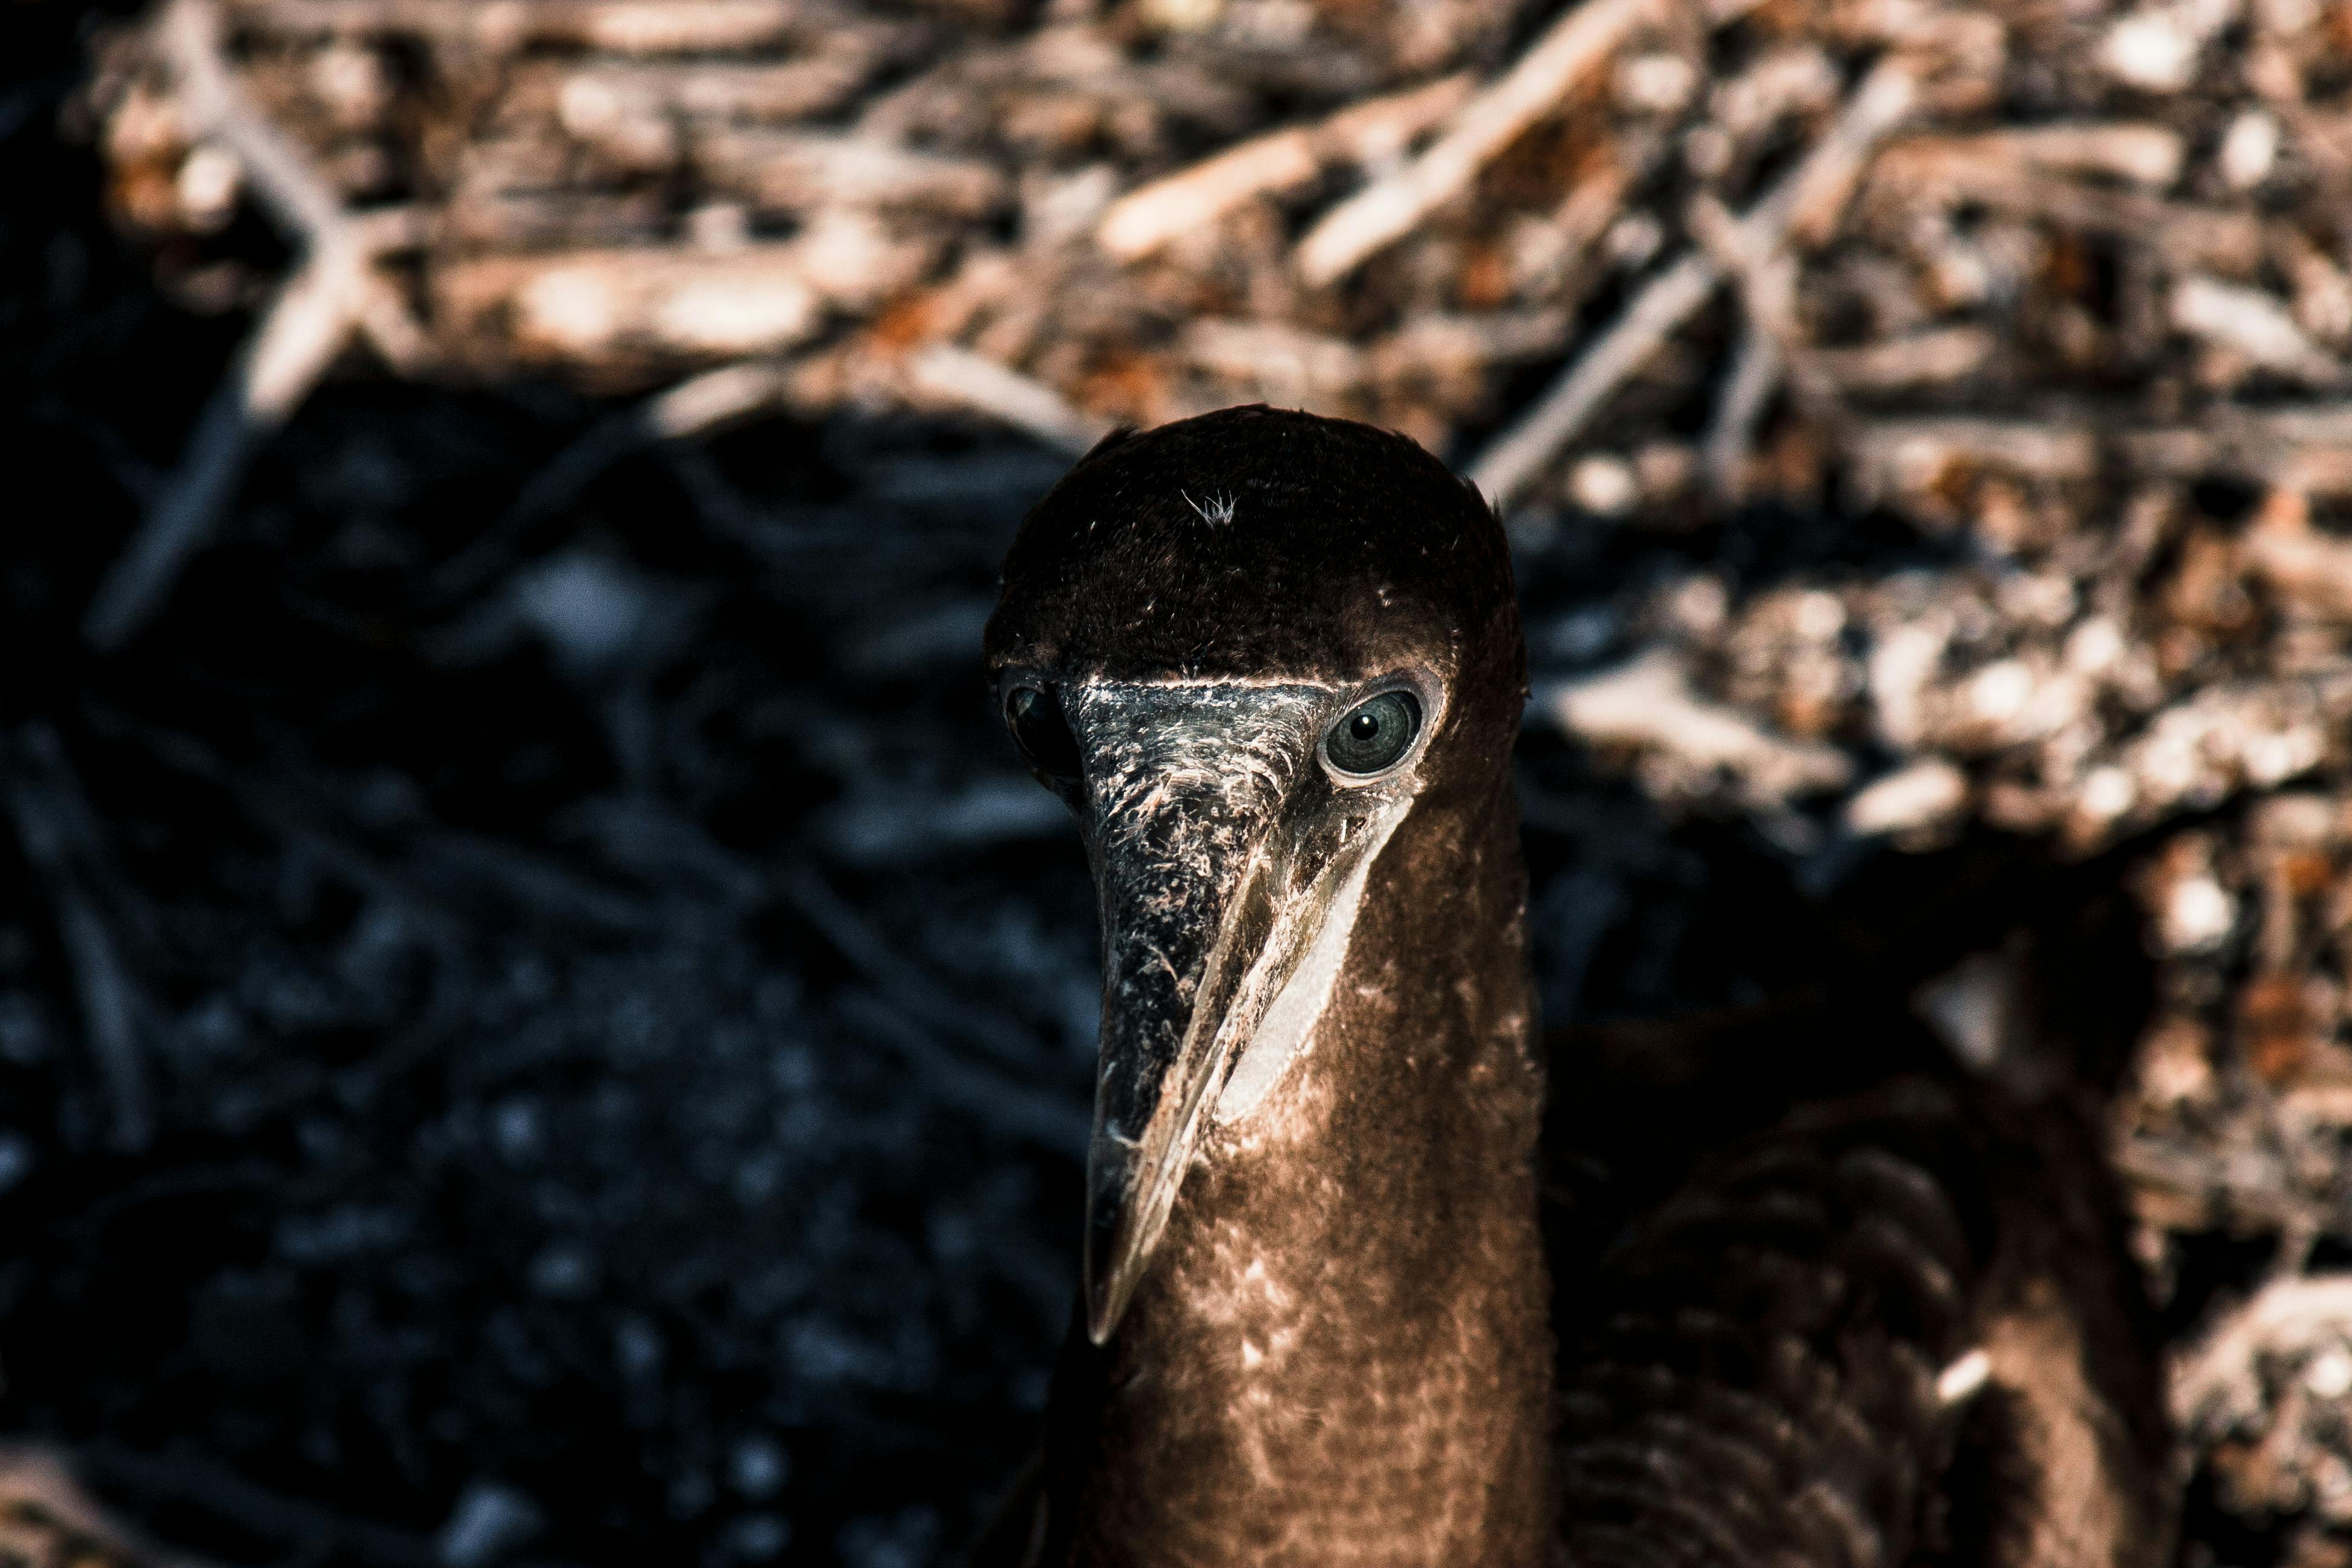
[87,0,2352,457]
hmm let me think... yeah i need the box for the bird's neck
[1040,791,1550,1567]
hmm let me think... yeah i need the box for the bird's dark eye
[1006,685,1083,780]
[1322,690,1421,776]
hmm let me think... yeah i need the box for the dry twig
[1294,0,1670,286]
[1099,74,1472,261]
[1541,648,1854,805]
[0,727,153,1153]
[1470,59,1918,508]
[904,344,1111,457]
[85,0,425,649]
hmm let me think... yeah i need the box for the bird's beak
[1071,683,1408,1345]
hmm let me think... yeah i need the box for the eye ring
[1005,683,1083,781]
[1321,688,1422,778]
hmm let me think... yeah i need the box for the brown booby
[976,407,2174,1567]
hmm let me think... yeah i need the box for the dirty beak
[1072,683,1399,1345]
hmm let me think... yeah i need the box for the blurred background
[4,0,2352,1562]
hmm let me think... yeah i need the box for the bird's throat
[1038,798,1551,1567]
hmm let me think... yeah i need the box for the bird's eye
[1006,685,1083,780]
[1322,690,1421,777]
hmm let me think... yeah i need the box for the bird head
[984,406,1524,1344]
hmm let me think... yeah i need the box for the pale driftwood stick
[1683,193,1831,402]
[1370,307,1574,382]
[1468,248,1717,508]
[1468,59,1916,509]
[0,727,152,1153]
[695,130,1008,217]
[2170,275,2347,386]
[1180,318,1368,402]
[2050,189,2264,275]
[345,204,431,253]
[1097,73,1472,261]
[435,189,672,252]
[1259,71,1474,169]
[1844,758,1970,838]
[87,0,426,648]
[576,56,886,123]
[1684,192,1826,498]
[155,0,425,368]
[1105,131,1319,258]
[904,345,1111,457]
[1846,417,2102,498]
[1488,179,1618,307]
[1540,648,1854,802]
[2172,1274,2352,1425]
[644,360,797,439]
[85,248,363,647]
[1749,59,1924,240]
[238,253,395,407]
[1295,0,1669,286]
[428,235,935,371]
[1700,324,1784,501]
[2123,405,2352,492]
[1869,151,2265,272]
[1880,122,2187,187]
[2113,1135,2334,1238]
[529,39,914,135]
[2243,495,2352,620]
[223,0,815,52]
[1813,325,1995,390]
[164,0,335,236]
